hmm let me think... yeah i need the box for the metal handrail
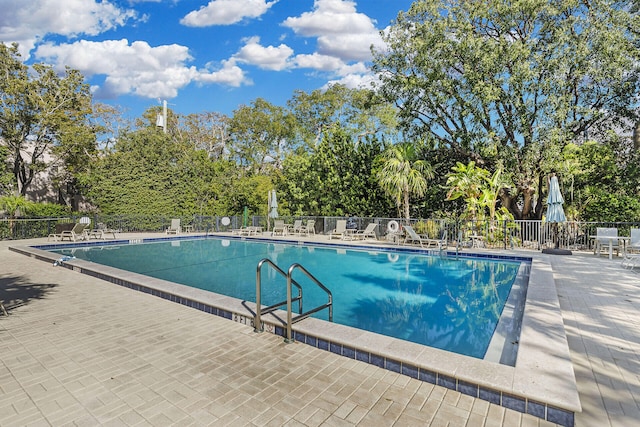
[254,258,303,333]
[285,263,333,343]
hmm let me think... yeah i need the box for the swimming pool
[49,236,523,359]
[13,236,581,425]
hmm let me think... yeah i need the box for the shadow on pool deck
[1,232,639,426]
[0,274,57,313]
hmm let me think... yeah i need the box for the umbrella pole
[267,191,271,231]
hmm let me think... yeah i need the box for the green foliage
[581,189,640,222]
[446,162,514,222]
[373,0,640,219]
[313,128,386,216]
[282,127,387,217]
[83,120,276,219]
[561,141,640,221]
[228,98,296,174]
[27,202,71,218]
[85,128,195,216]
[413,219,439,238]
[446,161,488,221]
[0,43,94,201]
[377,142,433,220]
[0,145,15,193]
[0,194,35,218]
[287,85,400,147]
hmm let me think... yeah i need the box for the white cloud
[292,53,344,72]
[282,0,383,61]
[0,0,138,58]
[197,59,250,87]
[323,72,379,91]
[34,39,250,99]
[181,0,278,27]
[233,36,293,71]
[316,32,380,62]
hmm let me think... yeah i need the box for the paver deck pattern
[0,235,638,426]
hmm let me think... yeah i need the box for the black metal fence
[2,214,639,252]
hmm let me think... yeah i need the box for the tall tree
[228,98,296,174]
[0,43,94,201]
[177,111,230,160]
[288,84,399,148]
[372,0,640,219]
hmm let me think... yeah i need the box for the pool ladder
[254,258,333,343]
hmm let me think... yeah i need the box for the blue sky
[1,0,414,119]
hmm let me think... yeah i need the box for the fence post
[503,220,507,249]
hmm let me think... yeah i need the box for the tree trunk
[500,175,542,220]
[403,188,410,222]
[533,174,544,220]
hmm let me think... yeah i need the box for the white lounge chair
[59,223,89,242]
[329,220,347,239]
[425,229,447,249]
[291,220,303,235]
[272,220,287,236]
[353,223,377,240]
[166,218,181,234]
[402,225,432,248]
[89,223,119,240]
[622,228,640,268]
[299,220,315,236]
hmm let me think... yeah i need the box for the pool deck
[1,233,639,426]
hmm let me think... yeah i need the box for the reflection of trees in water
[381,282,424,327]
[350,257,519,358]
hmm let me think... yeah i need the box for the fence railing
[2,215,639,252]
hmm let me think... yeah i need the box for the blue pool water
[50,237,522,358]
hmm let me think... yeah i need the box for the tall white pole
[162,99,167,133]
[267,190,271,231]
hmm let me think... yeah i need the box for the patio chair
[402,225,433,248]
[166,218,181,234]
[291,220,303,235]
[59,223,90,242]
[88,223,119,240]
[424,229,447,249]
[299,220,315,236]
[594,227,619,257]
[353,223,377,240]
[329,220,347,239]
[232,226,247,235]
[272,220,287,236]
[622,228,640,268]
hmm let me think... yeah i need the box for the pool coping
[10,235,581,426]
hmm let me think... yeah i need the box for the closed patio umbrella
[267,190,278,230]
[546,174,566,223]
[543,174,570,254]
[269,190,278,219]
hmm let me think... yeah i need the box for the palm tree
[377,142,433,221]
[0,194,32,218]
[0,194,34,238]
